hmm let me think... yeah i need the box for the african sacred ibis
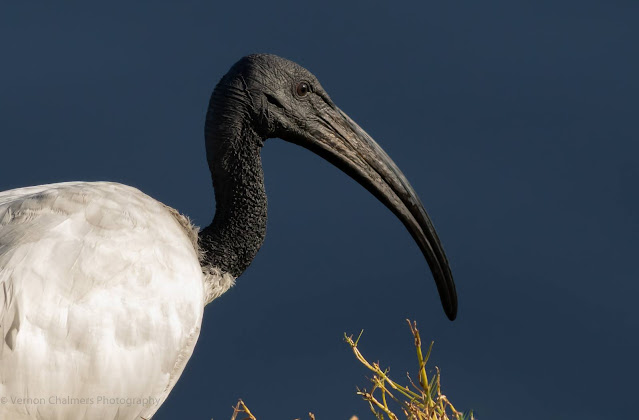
[0,54,457,419]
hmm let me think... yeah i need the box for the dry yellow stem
[230,399,257,420]
[344,321,473,420]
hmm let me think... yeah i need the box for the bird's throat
[199,89,267,278]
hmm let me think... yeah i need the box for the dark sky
[1,1,638,419]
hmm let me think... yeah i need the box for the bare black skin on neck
[199,58,269,277]
[199,54,325,277]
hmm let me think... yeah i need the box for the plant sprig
[344,320,474,420]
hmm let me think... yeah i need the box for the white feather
[0,182,224,419]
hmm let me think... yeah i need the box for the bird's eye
[296,81,310,97]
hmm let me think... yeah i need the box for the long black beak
[287,103,457,320]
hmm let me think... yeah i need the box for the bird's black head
[205,54,334,144]
[205,54,458,320]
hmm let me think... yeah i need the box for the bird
[0,54,457,419]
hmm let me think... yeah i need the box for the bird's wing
[0,182,204,420]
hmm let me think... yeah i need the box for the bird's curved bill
[289,104,457,320]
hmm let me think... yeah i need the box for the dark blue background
[1,1,637,419]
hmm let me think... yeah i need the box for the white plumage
[0,182,228,420]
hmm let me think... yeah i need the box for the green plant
[229,320,473,419]
[344,320,473,420]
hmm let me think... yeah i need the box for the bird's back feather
[0,182,205,420]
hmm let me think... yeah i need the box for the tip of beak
[441,288,457,321]
[435,270,457,321]
[446,306,457,321]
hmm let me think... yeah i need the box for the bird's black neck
[199,85,267,278]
